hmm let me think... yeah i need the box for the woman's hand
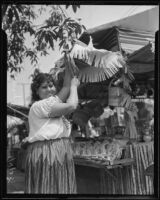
[71,76,80,87]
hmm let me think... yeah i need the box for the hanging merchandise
[124,103,138,139]
[110,107,125,128]
[108,79,125,107]
[72,137,128,162]
[53,35,134,84]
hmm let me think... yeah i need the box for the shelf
[74,156,134,170]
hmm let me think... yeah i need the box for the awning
[88,7,159,35]
[127,42,155,74]
[127,43,154,63]
[80,7,158,53]
[86,26,155,53]
[129,63,154,74]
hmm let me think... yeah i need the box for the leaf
[72,5,77,13]
[28,27,35,35]
[39,31,45,43]
[8,8,13,24]
[35,29,43,38]
[76,26,82,34]
[66,5,70,9]
[48,34,54,49]
[50,31,57,41]
[82,25,86,30]
[62,18,70,26]
[13,7,19,21]
[45,33,50,44]
[16,5,23,14]
[59,40,65,50]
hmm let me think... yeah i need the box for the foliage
[2,4,83,78]
[65,4,80,13]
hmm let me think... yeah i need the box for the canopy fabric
[127,43,154,64]
[127,43,154,75]
[128,63,154,74]
[118,28,155,53]
[88,7,159,35]
[132,71,154,81]
[89,27,120,51]
[77,8,158,78]
[82,7,158,54]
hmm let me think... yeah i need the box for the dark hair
[30,73,56,105]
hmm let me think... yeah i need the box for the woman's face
[37,81,57,100]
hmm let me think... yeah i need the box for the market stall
[6,8,156,194]
[71,101,154,194]
[74,141,154,194]
[67,8,156,194]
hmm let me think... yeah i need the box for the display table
[124,141,154,195]
[74,157,134,194]
[74,141,154,194]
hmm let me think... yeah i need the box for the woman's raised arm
[49,77,79,118]
[57,66,72,102]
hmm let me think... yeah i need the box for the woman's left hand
[71,76,80,87]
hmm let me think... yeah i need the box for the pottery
[143,134,152,142]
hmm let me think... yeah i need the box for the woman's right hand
[71,76,80,87]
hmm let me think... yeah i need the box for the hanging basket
[108,79,124,107]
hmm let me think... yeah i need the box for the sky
[7,5,157,106]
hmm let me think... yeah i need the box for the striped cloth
[24,137,77,194]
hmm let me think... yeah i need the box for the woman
[24,67,79,194]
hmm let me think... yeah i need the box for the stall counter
[74,141,154,194]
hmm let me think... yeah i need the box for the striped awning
[127,43,154,63]
[79,7,158,56]
[7,103,29,119]
[127,42,154,75]
[90,27,120,52]
[118,28,155,53]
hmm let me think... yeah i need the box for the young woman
[24,67,79,194]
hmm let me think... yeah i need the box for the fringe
[24,137,77,194]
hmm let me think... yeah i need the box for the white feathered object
[54,37,127,83]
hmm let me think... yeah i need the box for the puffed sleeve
[31,95,62,118]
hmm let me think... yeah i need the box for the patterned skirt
[24,137,77,194]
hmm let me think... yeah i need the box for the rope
[7,104,28,119]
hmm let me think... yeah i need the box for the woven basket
[108,79,124,107]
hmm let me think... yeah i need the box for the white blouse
[27,95,71,143]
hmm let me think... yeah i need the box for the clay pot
[143,134,152,142]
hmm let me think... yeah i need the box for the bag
[108,79,124,107]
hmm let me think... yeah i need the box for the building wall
[7,81,31,106]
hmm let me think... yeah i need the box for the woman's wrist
[70,85,78,89]
[63,68,72,87]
